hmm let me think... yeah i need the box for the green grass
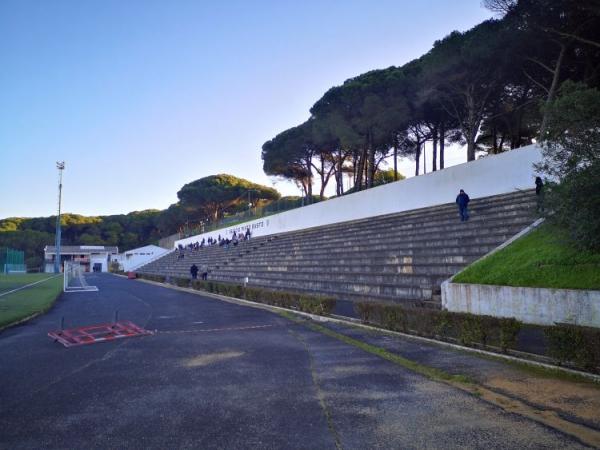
[0,275,63,329]
[0,273,57,294]
[453,224,600,290]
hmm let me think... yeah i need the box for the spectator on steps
[245,228,251,240]
[190,264,198,279]
[535,176,545,213]
[456,189,470,222]
[201,265,208,280]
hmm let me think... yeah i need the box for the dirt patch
[184,351,245,367]
[485,376,600,428]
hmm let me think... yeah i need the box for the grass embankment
[453,223,600,290]
[0,273,56,294]
[0,274,63,329]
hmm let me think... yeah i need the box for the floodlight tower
[54,162,65,273]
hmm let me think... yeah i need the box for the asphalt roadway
[0,274,589,449]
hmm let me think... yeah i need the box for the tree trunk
[367,131,376,188]
[439,121,445,169]
[337,148,344,195]
[318,157,326,200]
[393,138,398,181]
[466,138,476,162]
[414,141,421,176]
[539,43,566,139]
[364,150,370,188]
[432,127,438,172]
[355,149,366,191]
[465,89,479,162]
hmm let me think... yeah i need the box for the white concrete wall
[442,282,600,328]
[90,254,108,272]
[115,245,170,271]
[176,144,543,248]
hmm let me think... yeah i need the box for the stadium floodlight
[54,162,65,273]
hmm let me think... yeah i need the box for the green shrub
[499,318,522,353]
[181,279,336,316]
[137,273,166,283]
[459,315,487,347]
[191,280,207,291]
[354,302,522,351]
[434,309,453,337]
[173,277,190,287]
[355,302,376,322]
[545,324,600,371]
[378,305,405,332]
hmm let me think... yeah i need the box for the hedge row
[137,273,166,283]
[355,302,600,373]
[355,302,522,352]
[136,273,335,316]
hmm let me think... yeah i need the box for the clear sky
[0,0,492,219]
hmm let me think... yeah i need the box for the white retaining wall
[442,283,600,328]
[176,144,543,248]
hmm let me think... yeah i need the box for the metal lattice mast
[54,162,65,273]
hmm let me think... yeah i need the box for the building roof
[45,245,119,254]
[122,244,169,255]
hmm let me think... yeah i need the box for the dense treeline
[262,0,600,201]
[0,174,280,268]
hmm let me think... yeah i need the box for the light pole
[54,162,65,273]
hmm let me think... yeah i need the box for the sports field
[0,273,63,329]
[0,273,598,449]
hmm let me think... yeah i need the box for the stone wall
[442,282,600,328]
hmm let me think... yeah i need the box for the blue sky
[0,0,492,218]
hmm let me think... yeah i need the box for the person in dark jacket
[535,176,544,213]
[456,189,470,222]
[190,264,199,280]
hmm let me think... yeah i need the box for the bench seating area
[137,190,538,306]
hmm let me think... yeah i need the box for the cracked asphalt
[0,274,589,449]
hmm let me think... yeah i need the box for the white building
[113,245,170,272]
[44,245,119,273]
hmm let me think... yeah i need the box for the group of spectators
[177,228,253,279]
[176,228,252,257]
[218,229,252,249]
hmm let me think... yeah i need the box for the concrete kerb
[131,275,600,384]
[0,311,46,333]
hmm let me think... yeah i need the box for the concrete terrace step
[212,262,465,277]
[137,190,540,306]
[265,193,535,240]
[269,210,534,246]
[248,225,531,253]
[208,274,435,301]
